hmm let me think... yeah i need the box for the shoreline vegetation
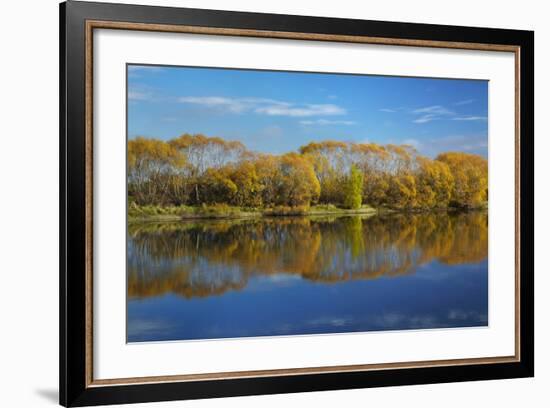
[128,202,487,222]
[128,203,380,222]
[128,134,488,222]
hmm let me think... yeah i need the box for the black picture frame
[60,1,534,406]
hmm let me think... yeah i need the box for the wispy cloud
[128,65,165,78]
[299,119,356,126]
[379,108,397,113]
[412,104,488,125]
[413,105,454,115]
[128,90,152,101]
[424,134,488,157]
[178,96,347,117]
[256,103,345,117]
[128,83,165,102]
[413,114,438,124]
[412,105,454,124]
[452,116,487,121]
[454,99,475,106]
[178,96,252,113]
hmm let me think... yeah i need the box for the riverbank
[128,202,487,222]
[128,203,380,222]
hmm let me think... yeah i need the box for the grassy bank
[128,203,258,222]
[128,202,487,222]
[128,203,379,222]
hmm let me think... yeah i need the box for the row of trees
[128,134,488,210]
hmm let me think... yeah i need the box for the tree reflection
[128,212,488,299]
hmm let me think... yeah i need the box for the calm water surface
[127,212,488,342]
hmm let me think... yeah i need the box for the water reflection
[127,212,488,341]
[128,212,487,298]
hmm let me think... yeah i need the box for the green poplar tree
[343,164,363,209]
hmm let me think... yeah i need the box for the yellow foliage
[277,153,321,206]
[128,135,487,210]
[436,152,488,208]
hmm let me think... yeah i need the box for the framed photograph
[60,1,534,406]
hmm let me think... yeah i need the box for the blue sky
[128,64,488,157]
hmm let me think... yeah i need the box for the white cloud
[128,84,165,102]
[256,103,345,117]
[178,96,347,117]
[413,114,438,124]
[300,119,356,126]
[413,105,454,116]
[412,105,455,124]
[379,108,397,113]
[452,116,487,121]
[412,104,487,125]
[178,96,251,113]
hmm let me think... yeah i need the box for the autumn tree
[349,143,419,208]
[169,133,246,173]
[300,141,350,204]
[349,143,389,205]
[436,152,488,209]
[387,174,417,209]
[255,154,280,207]
[200,167,238,205]
[229,161,263,207]
[128,134,487,211]
[384,144,417,175]
[128,137,184,205]
[168,134,247,204]
[276,153,320,207]
[415,157,454,209]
